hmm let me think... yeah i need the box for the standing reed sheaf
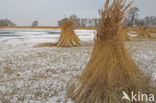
[71,0,155,103]
[137,26,151,38]
[57,18,80,47]
[34,18,80,47]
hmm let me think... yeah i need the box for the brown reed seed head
[96,0,133,41]
[61,18,74,30]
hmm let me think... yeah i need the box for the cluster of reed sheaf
[68,0,155,103]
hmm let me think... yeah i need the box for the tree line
[0,19,16,26]
[1,8,156,27]
[0,19,39,27]
[58,8,156,27]
[58,15,99,27]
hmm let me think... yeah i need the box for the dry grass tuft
[66,83,76,98]
[71,0,155,103]
[34,42,57,47]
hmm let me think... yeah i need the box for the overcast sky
[0,0,155,26]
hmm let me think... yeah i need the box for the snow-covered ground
[0,29,155,103]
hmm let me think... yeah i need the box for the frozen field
[0,29,156,103]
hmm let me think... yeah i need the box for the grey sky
[0,0,155,26]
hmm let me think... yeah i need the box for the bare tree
[127,7,139,26]
[0,20,8,26]
[32,20,39,27]
[0,19,16,26]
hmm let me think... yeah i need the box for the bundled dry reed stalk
[57,18,80,47]
[120,25,130,41]
[35,18,80,48]
[71,0,155,103]
[137,26,151,38]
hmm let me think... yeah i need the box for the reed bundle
[35,18,80,47]
[71,0,155,103]
[57,18,80,47]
